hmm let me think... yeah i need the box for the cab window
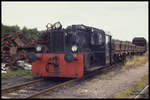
[91,32,103,45]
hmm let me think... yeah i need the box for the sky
[2,1,149,41]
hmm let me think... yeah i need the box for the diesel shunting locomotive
[28,22,147,78]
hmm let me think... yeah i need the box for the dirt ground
[40,62,149,98]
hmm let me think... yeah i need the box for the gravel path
[41,62,148,98]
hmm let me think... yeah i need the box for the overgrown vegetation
[115,52,148,98]
[98,71,116,79]
[1,69,32,79]
[115,74,148,98]
[2,23,45,40]
[122,52,148,71]
[23,75,33,80]
[96,52,148,80]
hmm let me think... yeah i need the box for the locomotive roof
[66,24,110,36]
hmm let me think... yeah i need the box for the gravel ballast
[41,62,148,98]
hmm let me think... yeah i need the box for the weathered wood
[2,32,36,69]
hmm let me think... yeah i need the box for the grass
[97,52,148,80]
[98,71,115,79]
[115,74,148,98]
[1,68,32,79]
[122,52,148,71]
[23,75,33,80]
[115,52,148,98]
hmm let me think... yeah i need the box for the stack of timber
[1,32,36,69]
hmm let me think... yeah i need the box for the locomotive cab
[84,28,112,71]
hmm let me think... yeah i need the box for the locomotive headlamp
[36,45,42,52]
[71,45,78,52]
[55,23,61,28]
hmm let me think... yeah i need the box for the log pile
[1,32,36,69]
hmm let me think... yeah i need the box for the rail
[135,85,149,99]
[2,63,118,98]
[2,78,43,94]
[26,64,116,98]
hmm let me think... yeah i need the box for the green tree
[2,23,45,40]
[21,26,43,39]
[2,24,20,33]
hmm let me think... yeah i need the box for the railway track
[2,63,121,99]
[135,85,149,99]
[1,77,71,99]
[2,78,43,94]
